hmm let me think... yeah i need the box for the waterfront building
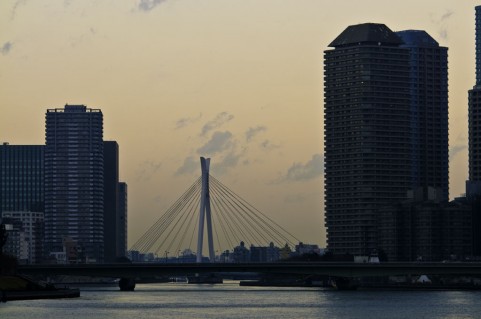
[468,6,481,197]
[232,241,250,263]
[117,182,128,259]
[396,30,449,201]
[1,211,44,264]
[0,143,44,213]
[324,24,449,255]
[468,6,481,256]
[324,23,412,255]
[103,141,119,263]
[378,193,472,262]
[103,142,128,262]
[294,242,322,256]
[44,104,104,263]
[250,242,280,262]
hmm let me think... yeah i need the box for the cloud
[11,0,27,20]
[1,42,13,56]
[283,154,324,182]
[197,131,234,155]
[175,113,202,129]
[136,161,162,181]
[450,144,467,159]
[440,10,454,21]
[212,151,244,175]
[175,156,199,176]
[200,112,234,136]
[431,9,454,40]
[260,139,280,151]
[138,0,167,12]
[245,126,267,142]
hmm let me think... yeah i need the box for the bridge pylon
[196,157,215,263]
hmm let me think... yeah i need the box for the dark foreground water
[2,282,481,319]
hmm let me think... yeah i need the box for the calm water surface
[2,282,481,319]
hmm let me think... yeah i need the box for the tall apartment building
[0,143,44,213]
[44,104,104,263]
[103,141,128,262]
[324,24,449,255]
[396,30,449,201]
[0,143,45,263]
[468,6,481,197]
[117,182,128,259]
[103,141,119,263]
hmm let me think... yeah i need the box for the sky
[0,0,478,249]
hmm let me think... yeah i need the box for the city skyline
[0,1,478,247]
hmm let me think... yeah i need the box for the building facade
[396,30,449,201]
[0,143,44,213]
[324,24,449,255]
[468,6,481,196]
[1,211,44,264]
[117,182,128,259]
[103,141,119,263]
[44,104,104,263]
[324,23,412,255]
[378,196,472,262]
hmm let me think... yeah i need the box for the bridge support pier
[119,278,136,291]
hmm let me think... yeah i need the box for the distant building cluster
[324,9,481,261]
[0,104,127,264]
[128,242,322,263]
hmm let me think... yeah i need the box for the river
[2,282,481,319]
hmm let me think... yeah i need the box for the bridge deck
[18,262,481,279]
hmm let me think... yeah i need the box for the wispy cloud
[136,160,162,181]
[175,113,202,129]
[279,154,324,182]
[450,144,467,159]
[138,0,168,12]
[260,139,280,151]
[1,42,13,56]
[431,9,454,40]
[245,126,266,142]
[11,0,27,20]
[212,151,244,175]
[175,156,199,176]
[197,131,234,155]
[200,112,234,136]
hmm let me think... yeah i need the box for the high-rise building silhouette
[0,143,44,213]
[117,182,128,259]
[103,141,128,262]
[103,141,119,263]
[468,6,481,196]
[44,104,104,263]
[396,30,449,201]
[324,24,449,255]
[0,143,45,263]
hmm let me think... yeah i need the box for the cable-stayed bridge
[130,157,300,263]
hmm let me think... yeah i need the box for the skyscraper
[468,6,481,256]
[44,104,104,263]
[324,24,449,255]
[467,6,481,196]
[103,141,128,262]
[103,141,119,263]
[0,143,45,263]
[0,143,44,213]
[396,30,449,201]
[324,23,412,255]
[117,182,128,259]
